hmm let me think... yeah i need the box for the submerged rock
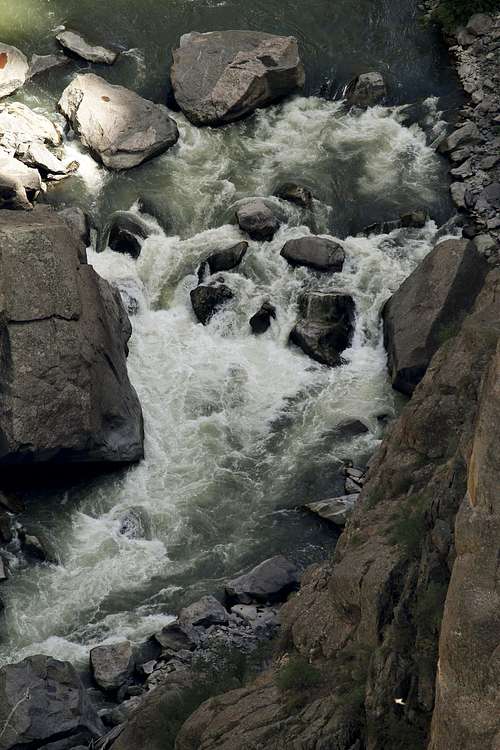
[249,301,276,334]
[118,507,151,539]
[236,199,280,241]
[28,53,69,78]
[281,236,345,272]
[59,74,179,169]
[56,29,118,64]
[0,208,144,466]
[383,238,488,396]
[191,282,234,325]
[0,42,29,99]
[103,210,152,257]
[225,555,299,604]
[90,641,135,691]
[171,30,305,126]
[304,494,358,527]
[275,182,313,210]
[0,102,62,150]
[346,71,387,107]
[0,655,103,749]
[290,291,356,367]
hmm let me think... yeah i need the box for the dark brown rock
[190,282,234,325]
[290,291,356,367]
[205,241,248,274]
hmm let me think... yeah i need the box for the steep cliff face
[176,270,500,750]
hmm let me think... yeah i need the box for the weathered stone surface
[0,152,43,209]
[275,182,313,209]
[28,53,69,78]
[112,277,145,316]
[290,291,356,367]
[171,31,305,126]
[205,241,248,274]
[346,71,387,107]
[383,238,488,396]
[0,208,144,466]
[304,494,358,527]
[179,596,229,628]
[438,121,480,153]
[103,210,152,257]
[466,12,492,36]
[154,620,196,652]
[0,655,103,750]
[0,43,29,99]
[59,74,179,169]
[249,301,276,334]
[191,282,234,325]
[231,604,280,631]
[90,641,135,691]
[0,102,62,150]
[57,206,91,246]
[236,199,280,241]
[56,29,118,64]
[225,555,299,604]
[281,235,345,272]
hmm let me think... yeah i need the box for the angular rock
[171,30,305,126]
[0,556,7,581]
[0,102,62,150]
[103,210,152,257]
[59,74,179,169]
[0,655,103,749]
[225,555,299,604]
[0,152,44,209]
[118,507,151,539]
[57,206,91,246]
[275,182,313,210]
[0,208,144,466]
[56,29,118,64]
[466,13,492,36]
[17,141,69,175]
[205,241,248,274]
[112,277,145,316]
[383,238,488,396]
[290,291,356,367]
[28,53,69,78]
[304,494,358,527]
[154,620,197,651]
[236,199,280,241]
[231,604,280,630]
[249,301,276,334]
[19,531,52,563]
[0,43,29,99]
[90,640,135,691]
[346,71,387,107]
[281,236,345,272]
[438,121,480,153]
[178,595,229,628]
[190,282,233,325]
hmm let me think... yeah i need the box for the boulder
[178,595,229,628]
[118,507,151,539]
[290,291,356,367]
[190,282,233,325]
[28,53,69,78]
[225,555,299,604]
[59,74,179,169]
[0,43,29,99]
[0,208,144,466]
[383,238,488,396]
[19,530,52,563]
[231,604,280,631]
[249,301,276,334]
[0,152,44,209]
[0,655,103,750]
[466,12,492,36]
[346,72,387,107]
[154,620,197,651]
[275,182,313,210]
[57,206,91,246]
[438,121,480,154]
[304,495,358,527]
[90,641,135,691]
[236,199,280,241]
[112,277,145,316]
[171,30,305,126]
[56,29,118,64]
[0,556,7,581]
[281,236,345,272]
[17,141,69,176]
[0,102,62,150]
[102,210,152,257]
[205,241,248,274]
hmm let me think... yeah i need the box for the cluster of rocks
[436,13,500,260]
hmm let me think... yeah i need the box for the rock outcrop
[0,43,28,99]
[0,655,103,750]
[56,29,118,64]
[0,208,144,467]
[281,235,345,272]
[171,31,305,126]
[383,238,488,395]
[290,291,355,367]
[59,74,179,169]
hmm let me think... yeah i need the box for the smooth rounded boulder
[0,43,29,98]
[236,199,280,241]
[171,30,305,126]
[290,291,356,367]
[59,74,179,169]
[225,555,299,604]
[102,210,153,257]
[281,236,345,272]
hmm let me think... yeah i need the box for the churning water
[0,0,460,667]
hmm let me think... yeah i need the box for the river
[0,0,460,667]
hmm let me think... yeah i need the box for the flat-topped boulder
[383,238,488,396]
[171,30,305,126]
[0,43,29,98]
[56,29,118,64]
[59,74,179,169]
[0,208,144,467]
[225,555,299,604]
[290,291,356,367]
[281,236,345,272]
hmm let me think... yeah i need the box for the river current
[0,0,461,667]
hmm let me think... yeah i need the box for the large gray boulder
[383,238,488,396]
[281,236,345,272]
[304,495,358,527]
[225,555,299,604]
[0,655,103,750]
[236,199,280,241]
[90,640,135,691]
[59,74,179,169]
[171,30,305,126]
[346,71,387,107]
[0,208,144,466]
[290,291,356,367]
[178,595,229,628]
[0,152,43,209]
[0,43,29,99]
[56,29,118,64]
